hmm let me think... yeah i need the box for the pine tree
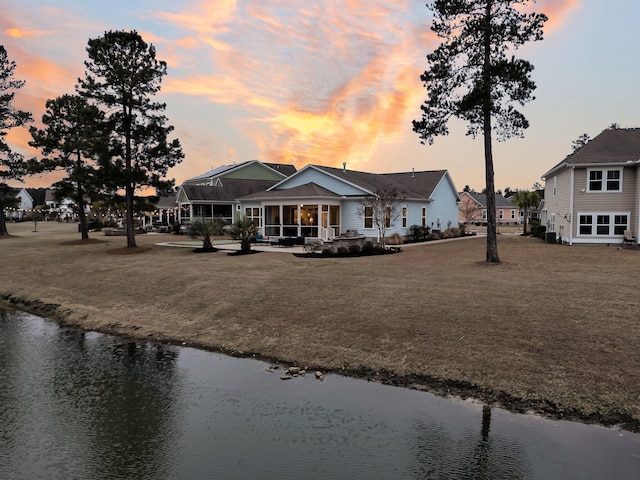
[78,31,184,248]
[413,0,547,262]
[29,94,107,239]
[0,46,33,236]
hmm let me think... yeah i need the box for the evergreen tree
[78,30,183,248]
[413,0,547,263]
[29,94,107,240]
[0,46,33,236]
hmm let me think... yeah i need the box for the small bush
[102,227,113,236]
[388,233,403,245]
[321,248,333,256]
[172,222,182,234]
[361,241,374,254]
[373,245,385,255]
[409,224,430,241]
[337,246,349,256]
[348,244,361,255]
[530,220,546,239]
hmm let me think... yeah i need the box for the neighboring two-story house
[541,127,640,245]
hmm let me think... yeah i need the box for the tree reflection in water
[413,404,531,479]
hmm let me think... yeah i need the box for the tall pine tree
[0,46,33,236]
[29,94,107,240]
[413,0,547,263]
[78,30,183,248]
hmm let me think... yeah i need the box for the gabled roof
[184,160,295,183]
[274,165,454,201]
[263,162,297,177]
[542,128,640,178]
[460,191,515,208]
[154,194,177,209]
[26,188,47,207]
[241,182,340,201]
[178,178,278,202]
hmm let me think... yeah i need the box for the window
[402,207,407,228]
[482,209,487,220]
[579,215,592,235]
[510,209,516,220]
[578,212,629,236]
[588,168,622,192]
[245,207,261,227]
[614,215,627,235]
[421,207,427,227]
[499,209,504,220]
[553,176,557,196]
[364,206,373,229]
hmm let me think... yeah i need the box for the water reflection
[0,310,182,479]
[1,309,639,480]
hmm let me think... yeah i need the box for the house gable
[269,165,371,196]
[184,160,295,185]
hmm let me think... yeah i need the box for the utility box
[545,232,557,244]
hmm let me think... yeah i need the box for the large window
[421,207,427,227]
[588,168,622,192]
[578,212,629,236]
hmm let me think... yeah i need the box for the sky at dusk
[2,0,639,192]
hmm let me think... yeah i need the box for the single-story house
[541,127,640,245]
[458,191,519,225]
[238,164,460,243]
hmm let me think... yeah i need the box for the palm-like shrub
[229,216,258,252]
[187,218,225,251]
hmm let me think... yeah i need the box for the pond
[1,309,639,480]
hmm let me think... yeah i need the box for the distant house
[541,127,640,245]
[176,160,296,224]
[458,191,519,225]
[239,164,460,242]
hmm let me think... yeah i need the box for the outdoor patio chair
[623,230,636,244]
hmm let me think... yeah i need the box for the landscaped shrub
[373,245,385,254]
[348,244,361,255]
[388,233,403,245]
[361,241,374,254]
[172,222,182,234]
[530,220,546,239]
[409,224,430,241]
[337,246,349,256]
[321,248,333,256]
[443,227,461,238]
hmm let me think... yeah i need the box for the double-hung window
[588,168,622,192]
[364,207,373,229]
[578,213,629,236]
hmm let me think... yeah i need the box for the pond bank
[2,293,638,433]
[2,221,639,434]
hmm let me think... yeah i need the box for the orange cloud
[157,0,433,172]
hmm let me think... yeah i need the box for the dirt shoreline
[2,221,639,433]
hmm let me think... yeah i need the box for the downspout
[569,166,575,245]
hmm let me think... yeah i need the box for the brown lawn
[2,220,639,431]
